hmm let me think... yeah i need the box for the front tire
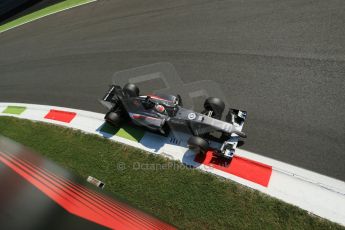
[187,136,209,154]
[204,97,225,119]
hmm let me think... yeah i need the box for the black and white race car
[100,83,247,158]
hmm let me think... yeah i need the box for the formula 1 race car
[100,83,247,158]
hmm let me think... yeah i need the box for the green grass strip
[0,116,343,230]
[0,0,96,33]
[2,106,26,115]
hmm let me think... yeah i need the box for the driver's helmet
[155,104,165,113]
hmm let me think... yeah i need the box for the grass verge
[0,0,95,33]
[0,116,343,230]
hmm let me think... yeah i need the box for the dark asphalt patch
[0,0,344,180]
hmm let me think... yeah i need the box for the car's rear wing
[99,85,123,110]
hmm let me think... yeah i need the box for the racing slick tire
[123,83,139,97]
[187,136,209,154]
[105,111,122,127]
[204,97,225,118]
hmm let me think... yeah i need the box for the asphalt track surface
[0,0,344,180]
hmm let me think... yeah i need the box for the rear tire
[204,97,225,119]
[187,136,209,154]
[105,111,122,127]
[123,83,139,97]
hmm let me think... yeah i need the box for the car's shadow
[96,122,146,142]
[96,122,232,170]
